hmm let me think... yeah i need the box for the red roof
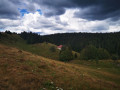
[57,45,63,48]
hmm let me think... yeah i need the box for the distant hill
[0,33,59,60]
[0,32,79,60]
[0,32,25,46]
[41,32,120,58]
[16,31,120,58]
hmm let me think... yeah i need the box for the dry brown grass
[0,44,120,90]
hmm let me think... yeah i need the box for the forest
[19,31,120,59]
[1,31,120,60]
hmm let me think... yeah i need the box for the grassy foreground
[0,44,120,90]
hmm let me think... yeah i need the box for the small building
[57,45,63,50]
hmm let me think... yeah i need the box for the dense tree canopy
[42,32,120,59]
[20,31,43,44]
[5,31,120,59]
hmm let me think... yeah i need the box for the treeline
[19,31,120,60]
[20,31,43,44]
[42,32,120,59]
[1,31,120,60]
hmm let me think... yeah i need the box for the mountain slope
[0,44,120,90]
[0,33,60,60]
[0,33,80,60]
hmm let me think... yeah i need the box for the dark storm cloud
[73,0,120,20]
[44,8,66,17]
[35,0,120,20]
[36,0,73,8]
[74,0,120,20]
[0,0,20,19]
[0,0,120,20]
[0,0,36,19]
[34,0,74,17]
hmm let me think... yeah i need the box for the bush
[80,45,110,60]
[80,45,98,60]
[98,48,110,60]
[59,46,73,61]
[74,53,78,58]
[111,54,119,60]
[5,30,12,34]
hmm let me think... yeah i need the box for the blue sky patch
[37,9,42,15]
[0,29,4,31]
[18,9,42,16]
[18,9,29,16]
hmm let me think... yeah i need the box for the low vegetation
[0,32,60,60]
[0,44,120,90]
[59,46,73,61]
[80,45,110,60]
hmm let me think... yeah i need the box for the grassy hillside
[0,33,80,60]
[70,60,120,82]
[0,33,60,60]
[0,33,25,46]
[32,43,60,60]
[0,44,120,90]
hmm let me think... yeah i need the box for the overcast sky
[0,0,120,35]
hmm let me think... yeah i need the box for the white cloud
[60,9,110,32]
[2,11,67,34]
[0,9,120,35]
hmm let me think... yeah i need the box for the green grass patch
[0,33,60,60]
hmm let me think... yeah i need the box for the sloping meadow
[0,44,120,90]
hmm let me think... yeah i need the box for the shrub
[98,48,110,60]
[80,45,110,60]
[111,54,119,60]
[59,46,73,61]
[5,30,12,34]
[74,53,78,58]
[80,45,98,60]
